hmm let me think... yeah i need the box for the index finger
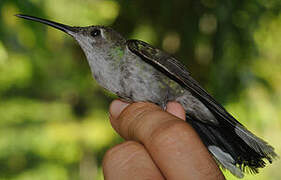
[109,100,225,180]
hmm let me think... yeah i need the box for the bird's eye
[90,29,101,37]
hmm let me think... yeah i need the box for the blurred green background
[0,0,280,179]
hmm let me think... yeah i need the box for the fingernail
[109,100,129,120]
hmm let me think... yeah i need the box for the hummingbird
[16,14,277,178]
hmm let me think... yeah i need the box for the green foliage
[0,0,280,179]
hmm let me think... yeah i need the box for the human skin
[103,100,225,180]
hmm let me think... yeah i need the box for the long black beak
[15,14,78,33]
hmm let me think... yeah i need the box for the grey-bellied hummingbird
[16,14,277,178]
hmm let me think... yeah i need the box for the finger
[110,102,224,180]
[166,101,186,120]
[109,100,130,132]
[103,141,165,180]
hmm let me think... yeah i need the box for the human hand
[103,100,225,180]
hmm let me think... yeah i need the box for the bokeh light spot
[199,14,217,35]
[162,32,181,54]
[99,1,120,20]
[195,42,213,65]
[131,24,157,44]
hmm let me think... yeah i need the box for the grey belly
[119,53,217,124]
[119,59,178,106]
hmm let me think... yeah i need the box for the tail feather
[186,114,277,178]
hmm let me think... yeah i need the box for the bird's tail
[185,114,277,178]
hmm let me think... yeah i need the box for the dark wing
[127,39,242,127]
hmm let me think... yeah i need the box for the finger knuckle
[104,141,140,162]
[149,120,189,147]
[118,102,161,139]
